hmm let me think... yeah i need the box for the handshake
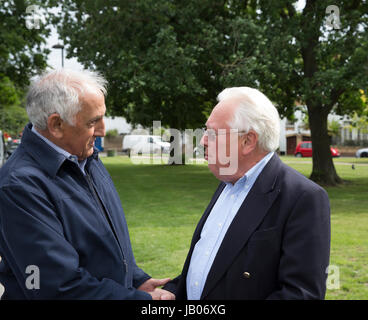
[138,278,175,300]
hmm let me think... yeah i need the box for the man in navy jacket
[0,69,174,300]
[164,87,331,299]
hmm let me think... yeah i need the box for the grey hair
[26,68,107,130]
[218,87,280,152]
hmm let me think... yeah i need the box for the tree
[0,0,53,134]
[348,91,368,137]
[56,1,269,125]
[1,105,29,136]
[55,0,368,183]
[56,1,204,129]
[298,0,367,185]
[0,74,27,135]
[0,0,51,88]
[55,0,263,164]
[219,0,368,185]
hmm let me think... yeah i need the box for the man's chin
[208,163,236,182]
[87,147,94,156]
[79,148,94,161]
[208,164,220,178]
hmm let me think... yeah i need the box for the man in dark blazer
[164,87,330,300]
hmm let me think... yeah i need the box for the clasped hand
[138,278,175,300]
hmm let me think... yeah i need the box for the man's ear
[47,113,64,139]
[240,130,258,156]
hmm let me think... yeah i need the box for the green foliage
[55,0,262,129]
[0,0,52,88]
[346,91,368,133]
[55,0,368,183]
[0,74,28,135]
[342,139,368,147]
[55,0,368,120]
[0,105,29,136]
[105,129,119,139]
[0,75,20,106]
[328,119,341,136]
[0,0,53,135]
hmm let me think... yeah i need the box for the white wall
[104,116,132,134]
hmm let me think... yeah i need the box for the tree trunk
[308,106,342,186]
[168,128,185,165]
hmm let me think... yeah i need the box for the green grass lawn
[102,155,368,300]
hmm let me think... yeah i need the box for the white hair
[218,87,280,152]
[26,68,107,130]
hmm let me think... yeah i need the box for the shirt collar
[22,123,98,177]
[31,125,88,174]
[31,125,73,159]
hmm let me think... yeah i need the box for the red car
[294,141,340,157]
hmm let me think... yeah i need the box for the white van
[122,135,170,155]
[0,130,6,167]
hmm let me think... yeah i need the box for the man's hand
[138,278,176,300]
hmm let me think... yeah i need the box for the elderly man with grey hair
[0,69,174,300]
[164,87,331,300]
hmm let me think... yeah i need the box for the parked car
[294,141,340,157]
[122,135,170,156]
[356,147,368,158]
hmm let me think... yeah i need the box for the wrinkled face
[200,99,243,182]
[61,90,106,160]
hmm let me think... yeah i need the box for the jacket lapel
[191,183,226,246]
[201,154,282,299]
[177,182,226,299]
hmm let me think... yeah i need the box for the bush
[343,140,368,147]
[107,149,117,157]
[105,129,119,139]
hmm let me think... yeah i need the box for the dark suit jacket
[165,154,330,300]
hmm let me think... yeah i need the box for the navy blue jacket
[164,154,331,299]
[0,123,151,299]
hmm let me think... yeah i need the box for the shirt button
[218,223,222,227]
[205,251,209,256]
[231,194,235,199]
[195,281,199,286]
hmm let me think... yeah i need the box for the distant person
[164,87,330,299]
[0,69,174,300]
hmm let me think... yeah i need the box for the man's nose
[95,119,105,137]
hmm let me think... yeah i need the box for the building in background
[279,108,368,156]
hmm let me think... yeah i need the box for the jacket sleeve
[132,263,151,289]
[0,185,151,300]
[266,186,331,300]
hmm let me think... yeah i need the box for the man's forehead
[77,91,106,119]
[207,99,238,128]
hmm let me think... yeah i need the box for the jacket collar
[200,153,282,299]
[21,123,99,178]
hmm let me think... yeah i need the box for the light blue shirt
[31,125,87,175]
[186,152,274,300]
